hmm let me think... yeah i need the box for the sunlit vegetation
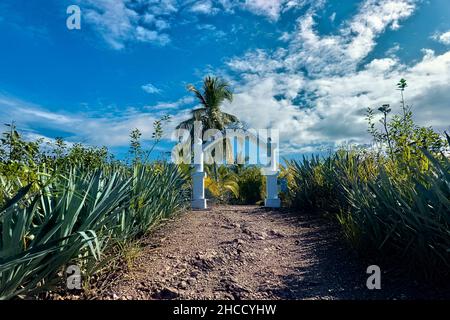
[1,77,448,300]
[0,120,189,299]
[202,79,450,278]
[204,164,265,205]
[284,80,450,277]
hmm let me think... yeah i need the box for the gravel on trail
[89,205,450,300]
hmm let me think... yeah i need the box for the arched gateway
[190,129,281,210]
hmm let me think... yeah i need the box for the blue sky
[0,0,449,159]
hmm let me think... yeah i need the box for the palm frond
[192,107,207,120]
[187,85,208,109]
[178,76,238,133]
[176,118,196,130]
[222,112,239,125]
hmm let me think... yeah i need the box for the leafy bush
[0,163,188,300]
[204,164,265,205]
[0,164,188,299]
[286,79,450,277]
[205,165,239,203]
[236,166,264,205]
[0,119,188,300]
[341,149,450,275]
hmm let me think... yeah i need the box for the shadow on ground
[265,210,450,300]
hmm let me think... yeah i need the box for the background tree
[177,76,238,133]
[129,128,143,165]
[366,79,445,171]
[176,76,240,173]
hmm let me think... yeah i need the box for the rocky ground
[87,205,450,300]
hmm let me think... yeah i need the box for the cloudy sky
[0,0,449,158]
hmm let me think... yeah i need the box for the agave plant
[0,167,131,299]
[343,151,450,274]
[118,163,189,240]
[286,141,450,277]
[0,162,188,300]
[286,155,340,213]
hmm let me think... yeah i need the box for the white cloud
[282,0,417,76]
[329,12,336,22]
[73,0,326,49]
[136,26,170,44]
[190,0,218,14]
[21,132,76,149]
[433,30,450,45]
[223,51,450,154]
[386,44,401,57]
[227,49,286,74]
[0,95,188,147]
[243,0,286,20]
[229,0,417,77]
[77,0,174,49]
[142,83,162,94]
[197,24,217,31]
[146,96,195,111]
[218,0,324,20]
[219,0,450,154]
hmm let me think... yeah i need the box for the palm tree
[177,76,239,132]
[205,165,239,203]
[177,76,240,173]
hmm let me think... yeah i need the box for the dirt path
[93,205,449,300]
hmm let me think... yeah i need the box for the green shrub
[345,151,449,272]
[287,148,450,276]
[286,79,450,277]
[0,119,188,300]
[0,163,188,300]
[236,166,264,205]
[204,164,265,205]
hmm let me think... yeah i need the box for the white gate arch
[191,129,281,210]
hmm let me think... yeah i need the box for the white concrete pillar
[264,171,281,208]
[263,142,280,208]
[191,171,207,209]
[193,137,204,172]
[271,146,278,172]
[192,137,207,210]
